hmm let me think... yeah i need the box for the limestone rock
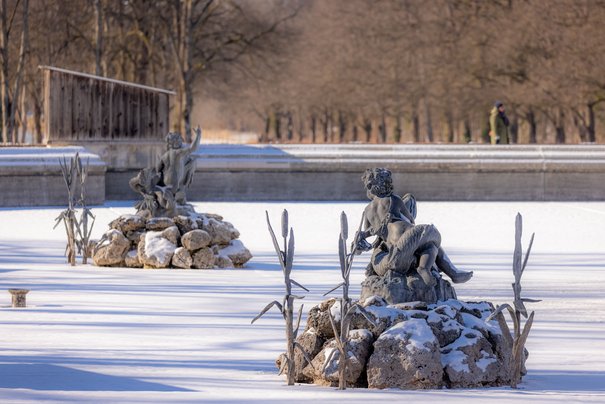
[124,249,143,268]
[146,217,175,231]
[275,328,326,383]
[441,329,501,388]
[125,230,145,247]
[109,214,146,233]
[182,229,212,251]
[138,231,176,268]
[192,247,215,269]
[304,329,374,387]
[218,240,252,267]
[162,225,180,245]
[93,229,130,266]
[172,247,193,269]
[305,298,339,338]
[215,255,234,268]
[174,215,198,234]
[367,318,443,389]
[202,217,240,245]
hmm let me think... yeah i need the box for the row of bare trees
[2,0,605,144]
[224,0,605,144]
[0,0,297,144]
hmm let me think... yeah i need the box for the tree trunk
[286,111,293,142]
[0,0,10,143]
[527,109,537,144]
[412,106,420,143]
[322,109,329,143]
[310,113,316,143]
[94,0,105,76]
[424,99,434,142]
[338,111,346,143]
[587,102,596,143]
[274,111,282,142]
[363,118,372,143]
[8,0,28,144]
[463,118,471,143]
[379,113,387,143]
[510,115,518,144]
[555,109,565,144]
[394,112,402,143]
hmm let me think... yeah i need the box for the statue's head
[362,168,393,198]
[165,132,183,150]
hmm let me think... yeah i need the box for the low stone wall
[185,144,605,201]
[5,144,604,205]
[0,146,106,206]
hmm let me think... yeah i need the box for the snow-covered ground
[1,201,604,403]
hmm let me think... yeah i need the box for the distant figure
[489,101,510,144]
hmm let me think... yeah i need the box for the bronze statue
[355,168,473,287]
[130,127,202,217]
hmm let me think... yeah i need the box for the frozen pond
[1,201,604,403]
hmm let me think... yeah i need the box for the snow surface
[1,201,605,403]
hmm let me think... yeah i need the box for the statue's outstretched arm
[189,126,202,153]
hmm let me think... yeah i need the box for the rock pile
[92,213,252,269]
[279,296,525,389]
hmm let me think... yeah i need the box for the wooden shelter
[40,66,175,144]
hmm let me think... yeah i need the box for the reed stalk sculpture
[252,210,312,385]
[487,213,540,388]
[323,211,376,390]
[54,153,80,266]
[75,156,95,264]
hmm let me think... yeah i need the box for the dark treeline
[2,0,605,144]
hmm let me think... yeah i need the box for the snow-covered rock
[109,214,146,233]
[304,329,374,387]
[218,240,252,267]
[92,229,130,266]
[138,231,177,268]
[367,318,443,389]
[297,297,521,389]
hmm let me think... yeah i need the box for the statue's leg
[417,243,438,287]
[436,247,473,283]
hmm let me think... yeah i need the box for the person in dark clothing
[489,101,510,144]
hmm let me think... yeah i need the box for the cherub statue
[129,127,202,217]
[355,168,473,287]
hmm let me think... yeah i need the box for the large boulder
[172,247,193,269]
[367,318,443,389]
[124,249,143,268]
[181,229,212,251]
[161,226,180,245]
[275,328,326,383]
[218,240,252,267]
[201,217,240,245]
[192,247,215,269]
[146,217,175,231]
[173,215,198,234]
[138,231,177,268]
[304,329,374,387]
[93,229,130,266]
[109,214,146,233]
